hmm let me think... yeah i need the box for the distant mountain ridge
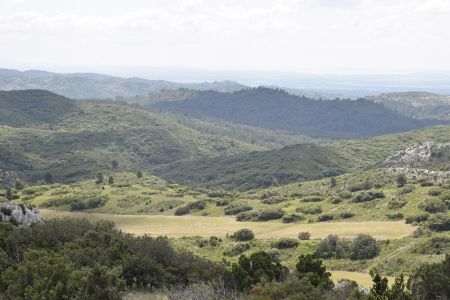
[0,68,247,99]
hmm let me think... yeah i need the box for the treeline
[0,219,449,299]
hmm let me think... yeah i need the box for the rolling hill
[0,68,247,99]
[151,87,439,139]
[153,125,450,190]
[0,90,259,184]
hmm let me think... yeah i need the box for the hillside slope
[154,125,450,190]
[0,90,259,183]
[0,69,247,99]
[151,87,438,139]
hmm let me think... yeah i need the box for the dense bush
[317,214,334,222]
[316,235,351,259]
[420,181,434,187]
[427,214,450,231]
[339,190,353,199]
[223,243,251,256]
[174,205,190,216]
[231,229,255,241]
[428,189,442,196]
[272,238,299,249]
[340,212,355,219]
[261,197,286,205]
[405,213,429,224]
[282,213,304,223]
[396,174,408,187]
[0,219,219,298]
[388,198,407,209]
[298,232,311,240]
[348,181,372,192]
[174,200,206,216]
[386,212,404,220]
[350,234,380,260]
[215,199,230,206]
[237,209,284,222]
[329,196,343,204]
[352,191,385,203]
[296,205,322,215]
[301,197,322,203]
[224,204,252,215]
[420,198,448,213]
[396,187,413,195]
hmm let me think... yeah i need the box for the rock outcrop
[383,141,450,168]
[0,203,42,226]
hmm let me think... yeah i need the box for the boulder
[0,203,42,226]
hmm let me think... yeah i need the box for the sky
[1,0,450,74]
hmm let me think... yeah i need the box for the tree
[330,177,337,187]
[108,176,114,185]
[136,170,143,178]
[408,254,450,299]
[44,172,53,184]
[96,172,104,184]
[370,272,389,299]
[396,174,408,187]
[296,254,333,288]
[5,188,13,201]
[14,180,24,190]
[111,160,119,170]
[350,234,379,260]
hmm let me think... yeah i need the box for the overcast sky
[1,0,450,74]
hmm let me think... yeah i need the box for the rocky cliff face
[0,203,42,226]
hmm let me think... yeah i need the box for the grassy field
[40,209,414,239]
[330,271,396,288]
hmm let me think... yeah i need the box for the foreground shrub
[427,214,450,231]
[421,198,447,213]
[316,235,351,259]
[405,213,429,224]
[237,209,284,222]
[301,197,322,203]
[231,229,255,241]
[386,212,404,220]
[296,205,322,215]
[352,191,385,203]
[339,212,355,219]
[388,198,407,209]
[317,214,333,222]
[272,238,299,249]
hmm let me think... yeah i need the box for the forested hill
[152,87,439,139]
[0,68,247,99]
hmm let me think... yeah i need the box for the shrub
[301,197,322,203]
[329,196,343,204]
[352,191,385,203]
[350,234,379,260]
[223,243,251,256]
[386,212,404,220]
[396,187,413,195]
[296,205,322,215]
[421,199,447,213]
[339,212,355,219]
[224,204,252,215]
[282,214,304,223]
[216,199,230,206]
[428,189,442,196]
[427,214,450,231]
[272,238,299,249]
[388,198,407,209]
[261,197,285,205]
[231,229,255,241]
[316,235,351,259]
[339,191,353,199]
[405,213,429,224]
[317,214,333,222]
[298,232,311,240]
[257,209,284,221]
[396,174,408,187]
[348,181,372,192]
[187,200,207,210]
[236,211,259,221]
[420,181,434,187]
[174,206,190,216]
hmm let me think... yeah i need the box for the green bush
[237,209,284,222]
[223,243,251,256]
[339,212,355,219]
[317,214,333,222]
[216,199,230,206]
[272,238,299,249]
[405,213,429,224]
[296,205,322,215]
[421,199,447,213]
[420,181,434,187]
[301,197,322,203]
[386,212,404,220]
[328,196,343,204]
[428,189,442,196]
[224,204,252,215]
[298,232,311,240]
[174,206,190,216]
[231,229,255,241]
[427,214,450,231]
[316,235,351,259]
[396,187,413,195]
[352,191,385,203]
[282,214,304,223]
[388,198,407,209]
[350,234,379,260]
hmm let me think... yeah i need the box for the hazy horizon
[2,0,450,75]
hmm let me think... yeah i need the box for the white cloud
[0,0,449,72]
